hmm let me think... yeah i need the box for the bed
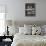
[11,33,46,46]
[11,21,46,46]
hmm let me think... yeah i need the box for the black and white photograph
[25,3,36,16]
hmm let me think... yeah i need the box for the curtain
[0,5,5,35]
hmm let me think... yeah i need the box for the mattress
[11,33,46,46]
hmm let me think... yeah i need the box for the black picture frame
[25,3,36,16]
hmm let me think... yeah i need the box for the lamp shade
[6,20,12,26]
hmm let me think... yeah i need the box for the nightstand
[0,36,13,46]
[3,41,12,46]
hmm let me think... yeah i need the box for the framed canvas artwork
[25,3,36,16]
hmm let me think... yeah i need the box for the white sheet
[11,33,46,46]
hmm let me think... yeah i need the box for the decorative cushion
[32,26,41,35]
[35,27,41,35]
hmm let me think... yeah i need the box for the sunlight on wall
[0,5,5,36]
[0,13,5,35]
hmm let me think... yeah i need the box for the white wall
[14,0,46,21]
[0,0,46,21]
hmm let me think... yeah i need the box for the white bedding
[11,33,46,46]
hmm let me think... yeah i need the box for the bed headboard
[6,20,46,27]
[15,21,46,27]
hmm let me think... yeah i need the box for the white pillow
[32,27,37,35]
[8,26,19,36]
[24,27,32,35]
[42,25,46,32]
[24,24,32,35]
[32,26,41,35]
[19,27,25,34]
[42,25,46,35]
[19,27,32,35]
